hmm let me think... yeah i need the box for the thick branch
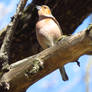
[0,0,28,70]
[0,25,92,92]
[0,0,28,91]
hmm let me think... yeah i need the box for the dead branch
[0,0,28,71]
[0,24,92,92]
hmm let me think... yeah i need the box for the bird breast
[36,18,62,49]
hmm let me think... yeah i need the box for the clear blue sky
[0,1,92,92]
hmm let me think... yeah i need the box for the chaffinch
[36,5,68,81]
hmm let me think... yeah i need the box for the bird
[36,5,68,81]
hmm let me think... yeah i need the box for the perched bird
[36,5,68,81]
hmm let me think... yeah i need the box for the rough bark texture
[1,26,92,92]
[0,0,28,70]
[0,0,92,65]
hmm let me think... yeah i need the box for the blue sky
[0,0,18,30]
[0,1,92,92]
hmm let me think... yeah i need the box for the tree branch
[0,0,28,91]
[0,0,28,70]
[0,24,92,92]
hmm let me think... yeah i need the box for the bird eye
[44,6,47,9]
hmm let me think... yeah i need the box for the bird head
[36,5,52,17]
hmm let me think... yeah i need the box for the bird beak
[36,5,41,10]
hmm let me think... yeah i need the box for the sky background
[0,0,92,92]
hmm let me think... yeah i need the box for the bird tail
[59,66,68,81]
